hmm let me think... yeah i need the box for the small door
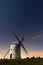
[10,54,12,59]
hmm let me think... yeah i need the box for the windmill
[3,32,27,59]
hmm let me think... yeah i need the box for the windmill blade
[3,49,10,59]
[12,32,20,42]
[21,44,27,54]
[20,37,24,43]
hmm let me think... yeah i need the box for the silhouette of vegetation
[31,56,35,59]
[0,57,43,65]
[36,57,40,59]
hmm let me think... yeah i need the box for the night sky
[0,0,43,58]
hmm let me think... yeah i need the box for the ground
[0,58,43,65]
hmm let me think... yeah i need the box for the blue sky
[0,0,43,58]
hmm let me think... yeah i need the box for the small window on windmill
[10,54,12,59]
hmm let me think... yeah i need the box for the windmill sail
[12,32,20,42]
[20,37,24,43]
[21,43,27,54]
[3,49,10,59]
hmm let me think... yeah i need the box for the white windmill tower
[3,32,27,59]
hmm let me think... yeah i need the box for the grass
[0,58,43,65]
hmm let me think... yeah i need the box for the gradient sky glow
[0,0,43,58]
